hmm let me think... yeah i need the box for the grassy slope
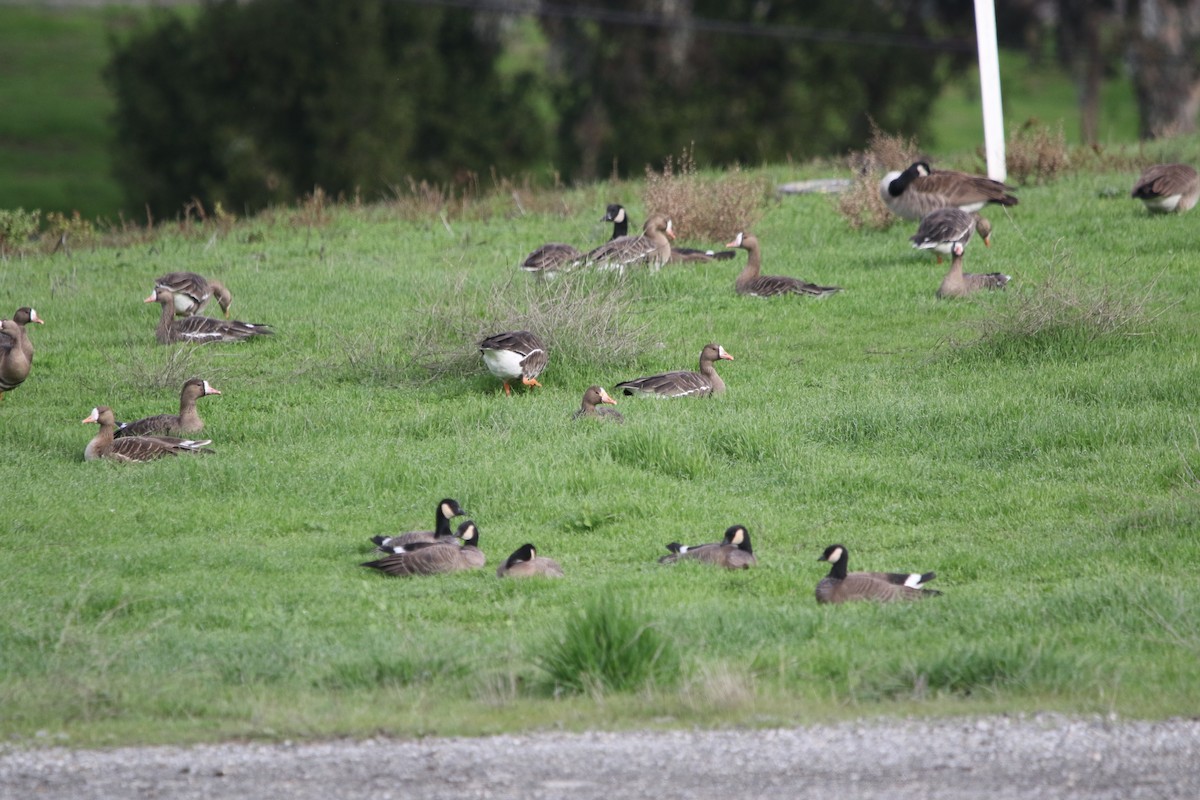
[1,157,1198,745]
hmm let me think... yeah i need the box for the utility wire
[391,0,977,53]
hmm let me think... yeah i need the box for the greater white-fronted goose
[726,232,841,297]
[370,498,466,551]
[659,524,756,569]
[361,520,485,576]
[1131,163,1200,213]
[909,208,993,263]
[520,243,583,275]
[153,271,233,317]
[82,405,212,462]
[937,241,1010,299]
[496,543,565,578]
[572,385,622,422]
[581,214,675,272]
[479,330,547,395]
[0,319,33,401]
[615,342,733,398]
[880,161,1018,221]
[7,307,43,362]
[114,378,221,438]
[146,288,272,344]
[815,543,940,604]
[605,204,734,263]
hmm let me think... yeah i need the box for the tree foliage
[107,1,971,216]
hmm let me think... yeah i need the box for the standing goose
[7,307,43,362]
[659,524,756,569]
[615,342,734,398]
[815,543,940,604]
[605,204,734,263]
[115,378,221,438]
[146,288,272,344]
[361,520,485,576]
[479,330,548,395]
[82,406,212,462]
[909,208,993,263]
[153,271,233,317]
[581,214,675,272]
[880,161,1018,221]
[572,385,623,422]
[726,232,841,297]
[370,498,466,551]
[496,543,565,578]
[0,319,33,401]
[1131,163,1200,213]
[937,240,1010,299]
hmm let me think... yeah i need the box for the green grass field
[2,149,1199,745]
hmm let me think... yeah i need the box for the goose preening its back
[370,498,466,551]
[115,378,220,438]
[572,385,622,422]
[880,161,1018,221]
[496,543,565,578]
[361,520,485,576]
[909,208,993,263]
[615,342,734,398]
[937,241,1010,299]
[479,330,548,395]
[659,524,756,569]
[1131,163,1200,213]
[727,232,841,297]
[82,405,212,462]
[152,272,233,318]
[146,288,272,344]
[815,544,940,604]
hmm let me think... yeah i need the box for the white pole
[974,0,1006,182]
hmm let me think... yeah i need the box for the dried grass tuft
[1006,120,1070,185]
[642,144,772,242]
[838,122,922,231]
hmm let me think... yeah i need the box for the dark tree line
[107,0,975,217]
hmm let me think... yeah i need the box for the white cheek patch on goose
[903,574,922,588]
[829,547,844,563]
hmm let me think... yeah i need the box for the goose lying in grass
[605,204,734,263]
[580,214,675,272]
[361,520,485,576]
[115,378,220,438]
[880,161,1018,221]
[815,544,940,604]
[370,498,466,551]
[615,343,733,398]
[572,385,622,422]
[82,406,212,462]
[496,543,564,578]
[1131,163,1200,213]
[726,232,841,297]
[146,288,272,344]
[937,240,1010,299]
[479,330,547,396]
[659,525,756,569]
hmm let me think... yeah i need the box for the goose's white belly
[482,349,524,379]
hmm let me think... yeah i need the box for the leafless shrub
[838,122,922,231]
[642,144,772,241]
[1006,120,1070,185]
[410,270,652,382]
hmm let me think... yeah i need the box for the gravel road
[3,714,1199,799]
